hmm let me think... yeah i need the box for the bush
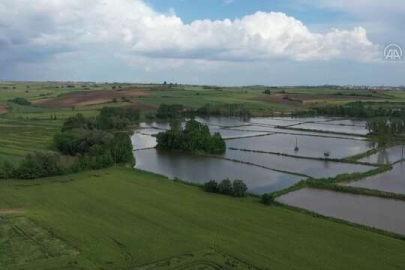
[8,97,31,106]
[261,194,275,205]
[156,104,184,119]
[0,161,15,179]
[204,180,218,193]
[232,180,248,197]
[62,114,95,132]
[263,89,271,95]
[15,152,63,179]
[218,179,233,195]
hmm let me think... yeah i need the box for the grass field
[1,168,405,270]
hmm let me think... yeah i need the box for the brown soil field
[32,87,150,108]
[256,93,381,106]
[0,104,8,115]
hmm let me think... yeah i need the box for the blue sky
[148,0,349,25]
[0,0,403,86]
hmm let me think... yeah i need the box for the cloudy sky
[0,0,404,86]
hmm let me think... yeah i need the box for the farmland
[2,168,405,270]
[1,81,405,269]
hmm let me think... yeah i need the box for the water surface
[134,149,304,194]
[359,145,405,165]
[224,150,375,178]
[277,188,405,235]
[347,162,405,194]
[227,134,373,159]
[293,123,369,135]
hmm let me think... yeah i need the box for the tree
[204,180,218,193]
[218,179,233,195]
[15,152,63,179]
[261,194,275,205]
[232,180,248,197]
[8,97,31,106]
[62,114,94,132]
[263,89,271,95]
[0,161,15,179]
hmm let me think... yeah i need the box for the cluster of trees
[8,97,31,106]
[55,113,135,169]
[263,89,271,95]
[0,152,63,180]
[156,119,226,154]
[156,104,184,119]
[61,107,140,132]
[366,118,405,135]
[204,179,248,197]
[197,104,252,118]
[303,102,405,118]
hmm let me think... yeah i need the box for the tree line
[204,179,248,197]
[0,106,139,180]
[297,102,405,118]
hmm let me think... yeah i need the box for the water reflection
[277,188,405,235]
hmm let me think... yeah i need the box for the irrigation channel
[131,116,405,237]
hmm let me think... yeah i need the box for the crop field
[1,168,405,270]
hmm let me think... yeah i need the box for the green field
[1,168,405,270]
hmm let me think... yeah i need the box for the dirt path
[0,208,26,215]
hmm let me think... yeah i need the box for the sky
[0,0,404,86]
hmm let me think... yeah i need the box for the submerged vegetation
[156,119,226,154]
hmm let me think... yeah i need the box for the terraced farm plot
[0,118,61,164]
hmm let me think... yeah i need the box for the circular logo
[384,44,402,61]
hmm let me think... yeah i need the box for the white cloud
[0,0,379,66]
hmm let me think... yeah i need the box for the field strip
[0,208,26,215]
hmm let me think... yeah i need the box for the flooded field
[292,122,369,135]
[227,134,373,159]
[347,162,405,194]
[132,116,377,192]
[228,126,366,140]
[135,149,304,194]
[359,145,405,165]
[223,150,375,178]
[277,188,405,235]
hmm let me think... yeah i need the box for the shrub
[218,179,233,195]
[62,114,95,132]
[8,97,31,106]
[156,104,184,119]
[263,89,271,95]
[261,194,275,205]
[15,152,63,179]
[232,180,248,197]
[0,161,15,179]
[204,180,218,193]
